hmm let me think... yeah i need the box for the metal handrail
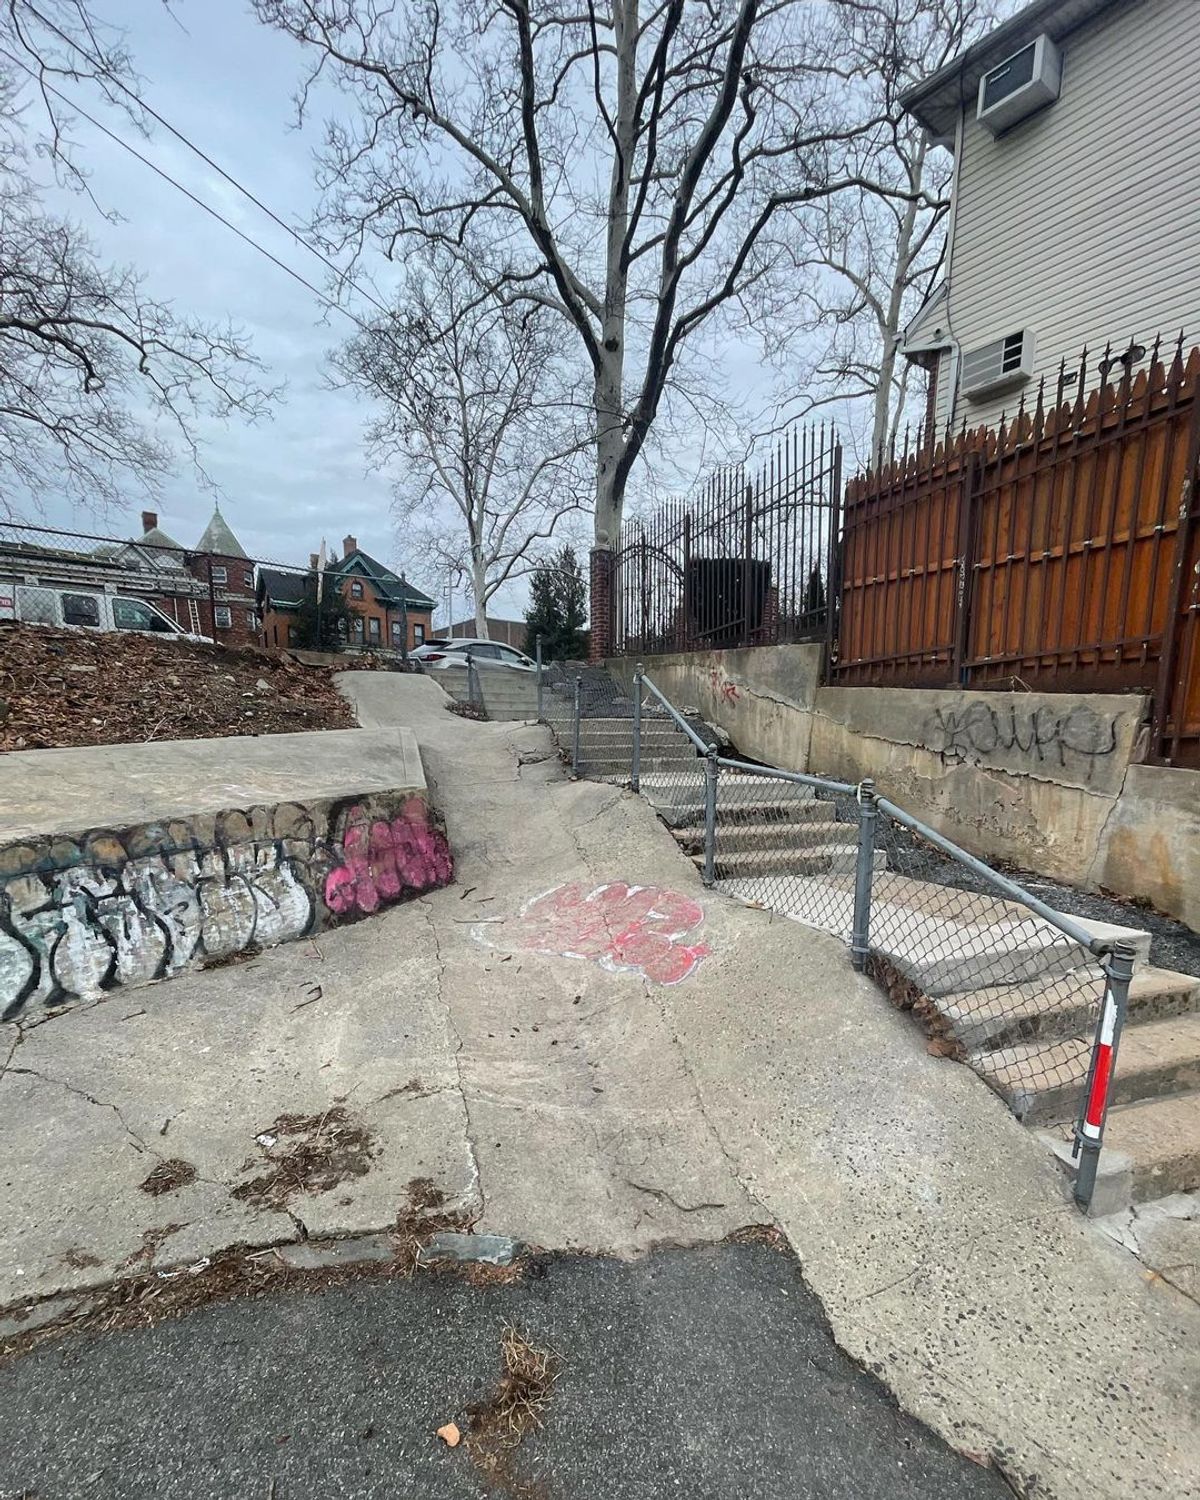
[717,755,858,796]
[609,672,1133,1211]
[640,673,715,753]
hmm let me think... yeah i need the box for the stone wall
[609,646,1197,931]
[0,792,452,1024]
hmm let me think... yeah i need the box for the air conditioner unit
[977,35,1061,134]
[961,330,1035,400]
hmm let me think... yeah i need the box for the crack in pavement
[8,1065,150,1155]
[417,897,483,1223]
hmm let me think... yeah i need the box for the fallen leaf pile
[0,623,362,750]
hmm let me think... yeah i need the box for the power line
[17,0,394,320]
[0,44,380,338]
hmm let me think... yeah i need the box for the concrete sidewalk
[2,671,1198,1500]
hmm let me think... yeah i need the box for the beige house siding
[938,0,1200,431]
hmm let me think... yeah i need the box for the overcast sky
[25,3,458,603]
[19,2,850,623]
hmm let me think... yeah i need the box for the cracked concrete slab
[6,671,1200,1500]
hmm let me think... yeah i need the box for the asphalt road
[0,1241,1011,1500]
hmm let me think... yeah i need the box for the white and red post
[1073,942,1137,1211]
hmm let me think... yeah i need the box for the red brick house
[258,535,434,654]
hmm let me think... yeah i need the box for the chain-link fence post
[1073,940,1135,1212]
[572,674,582,772]
[466,650,479,712]
[632,661,644,793]
[536,635,544,721]
[702,751,719,887]
[851,778,877,971]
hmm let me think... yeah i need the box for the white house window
[390,620,402,643]
[214,605,232,629]
[211,565,228,585]
[352,617,364,639]
[414,623,425,645]
[350,580,364,599]
[368,617,380,642]
[243,570,254,589]
[245,610,257,630]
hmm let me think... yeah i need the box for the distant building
[0,506,260,645]
[258,535,435,653]
[447,616,528,650]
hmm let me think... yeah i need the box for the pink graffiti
[324,799,453,917]
[496,881,709,985]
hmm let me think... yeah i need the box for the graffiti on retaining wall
[476,881,710,985]
[325,802,453,916]
[923,701,1120,781]
[708,668,741,706]
[0,797,451,1021]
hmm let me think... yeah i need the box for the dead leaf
[437,1422,462,1448]
[925,1037,958,1058]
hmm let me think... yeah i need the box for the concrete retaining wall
[609,647,1197,931]
[607,645,822,766]
[0,729,452,1023]
[1094,764,1200,932]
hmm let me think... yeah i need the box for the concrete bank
[0,728,451,1022]
[2,673,1198,1498]
[608,647,1199,930]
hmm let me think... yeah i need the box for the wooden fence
[833,341,1200,767]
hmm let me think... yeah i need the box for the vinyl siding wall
[940,0,1200,430]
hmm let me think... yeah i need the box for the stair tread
[1100,1090,1200,1162]
[944,966,1200,1027]
[973,1010,1200,1117]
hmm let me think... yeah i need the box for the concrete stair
[547,668,1200,1217]
[976,1009,1200,1125]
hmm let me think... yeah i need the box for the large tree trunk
[471,552,489,638]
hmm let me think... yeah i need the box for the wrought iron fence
[539,663,1136,1213]
[611,422,841,657]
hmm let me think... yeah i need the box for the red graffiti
[708,667,740,704]
[324,800,453,917]
[494,881,709,985]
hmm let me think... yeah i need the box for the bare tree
[0,2,274,518]
[769,0,1009,462]
[254,0,908,571]
[336,246,590,638]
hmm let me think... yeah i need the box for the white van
[0,583,213,644]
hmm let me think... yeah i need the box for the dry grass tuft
[470,1323,562,1449]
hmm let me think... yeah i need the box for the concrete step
[673,820,857,855]
[972,1011,1200,1124]
[934,966,1200,1053]
[707,818,857,851]
[578,754,700,774]
[697,845,887,879]
[1099,1092,1200,1203]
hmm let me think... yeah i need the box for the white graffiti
[0,841,316,1020]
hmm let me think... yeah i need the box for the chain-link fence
[538,662,1135,1212]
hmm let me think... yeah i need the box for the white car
[413,637,536,672]
[0,582,214,644]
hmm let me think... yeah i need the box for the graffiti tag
[0,796,452,1021]
[923,701,1119,781]
[478,881,710,985]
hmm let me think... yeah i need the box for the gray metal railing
[542,666,1134,1214]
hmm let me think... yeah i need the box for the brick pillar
[588,546,614,662]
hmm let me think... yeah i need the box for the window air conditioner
[977,35,1061,134]
[960,330,1035,400]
